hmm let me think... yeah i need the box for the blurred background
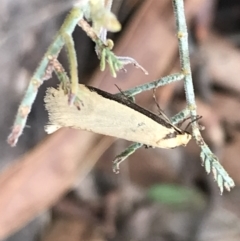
[1,0,240,240]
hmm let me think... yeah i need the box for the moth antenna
[185,115,203,132]
[177,116,191,128]
[114,84,135,102]
[152,88,161,113]
[114,84,124,94]
[152,88,170,123]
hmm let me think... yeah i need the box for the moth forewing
[44,85,191,148]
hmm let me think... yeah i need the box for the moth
[44,84,191,149]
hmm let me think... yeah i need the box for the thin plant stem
[7,6,85,146]
[172,0,234,193]
[120,73,184,97]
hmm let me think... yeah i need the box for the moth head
[177,131,192,147]
[157,131,191,149]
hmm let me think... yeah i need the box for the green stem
[121,73,184,97]
[172,0,234,193]
[7,6,84,146]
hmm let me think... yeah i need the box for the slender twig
[172,0,234,193]
[7,6,85,146]
[119,73,184,97]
